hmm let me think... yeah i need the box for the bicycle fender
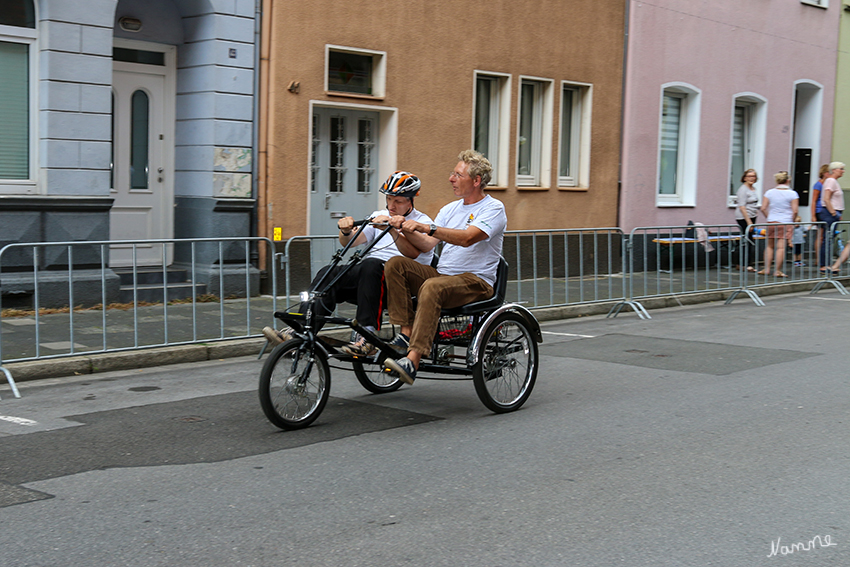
[466,303,542,367]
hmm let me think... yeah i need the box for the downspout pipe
[618,0,631,229]
[250,0,262,265]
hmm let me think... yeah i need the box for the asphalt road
[0,292,847,566]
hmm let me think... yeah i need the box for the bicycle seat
[441,257,508,316]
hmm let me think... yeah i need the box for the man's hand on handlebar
[387,215,408,229]
[337,216,355,234]
[400,219,425,234]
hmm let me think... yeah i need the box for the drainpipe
[617,0,631,229]
[250,0,262,267]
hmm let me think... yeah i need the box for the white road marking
[542,331,596,338]
[0,415,38,426]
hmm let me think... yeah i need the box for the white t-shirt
[434,195,507,287]
[763,186,799,223]
[359,208,434,265]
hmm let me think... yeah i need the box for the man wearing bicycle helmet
[263,171,436,355]
[382,150,506,385]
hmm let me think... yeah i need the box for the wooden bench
[651,235,759,272]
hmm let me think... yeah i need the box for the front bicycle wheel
[472,312,538,413]
[259,339,330,430]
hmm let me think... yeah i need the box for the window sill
[656,202,696,208]
[800,0,828,8]
[558,186,588,192]
[0,181,38,195]
[485,186,508,191]
[326,91,385,101]
[516,186,549,191]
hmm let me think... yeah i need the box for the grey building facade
[0,0,258,303]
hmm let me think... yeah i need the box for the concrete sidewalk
[1,276,847,386]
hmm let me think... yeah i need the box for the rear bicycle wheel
[259,339,330,430]
[472,312,538,413]
[353,360,403,393]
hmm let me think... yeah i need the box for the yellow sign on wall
[273,227,282,241]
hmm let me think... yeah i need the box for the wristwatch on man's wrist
[428,223,437,236]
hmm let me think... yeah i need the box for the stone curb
[5,339,266,383]
[1,278,844,383]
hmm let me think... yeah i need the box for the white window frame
[324,45,386,98]
[0,23,38,194]
[558,81,592,188]
[727,93,767,207]
[472,71,510,187]
[516,76,553,187]
[800,0,828,8]
[657,83,700,206]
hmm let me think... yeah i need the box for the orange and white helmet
[379,171,421,199]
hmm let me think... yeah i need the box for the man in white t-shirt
[263,172,435,354]
[383,150,507,385]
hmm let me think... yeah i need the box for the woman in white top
[759,171,799,278]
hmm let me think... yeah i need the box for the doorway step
[114,268,208,304]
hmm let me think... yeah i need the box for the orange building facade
[258,0,626,240]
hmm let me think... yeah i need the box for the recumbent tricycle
[259,219,542,430]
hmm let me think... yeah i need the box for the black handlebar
[311,218,393,295]
[351,218,388,228]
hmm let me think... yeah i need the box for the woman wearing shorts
[759,171,799,278]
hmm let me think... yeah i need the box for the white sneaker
[384,356,416,385]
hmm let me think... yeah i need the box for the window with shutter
[0,41,29,179]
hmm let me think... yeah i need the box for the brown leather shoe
[262,326,292,345]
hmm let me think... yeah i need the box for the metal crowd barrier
[278,223,850,327]
[730,221,846,297]
[5,221,850,397]
[276,228,627,314]
[609,222,848,320]
[609,224,745,319]
[810,220,850,295]
[280,234,341,308]
[0,237,275,398]
[503,228,626,308]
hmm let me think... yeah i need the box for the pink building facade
[619,0,841,231]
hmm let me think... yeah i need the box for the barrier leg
[607,300,651,320]
[258,340,271,359]
[0,366,21,399]
[725,288,766,307]
[810,278,849,295]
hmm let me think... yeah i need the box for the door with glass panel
[110,50,174,266]
[310,108,380,235]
